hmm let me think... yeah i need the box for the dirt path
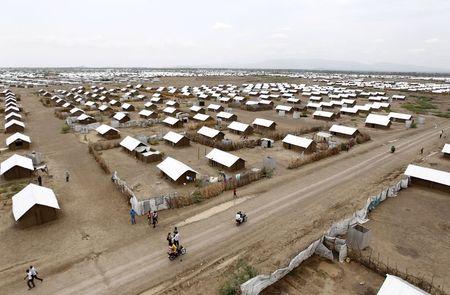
[1,109,446,295]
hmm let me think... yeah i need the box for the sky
[1,0,450,71]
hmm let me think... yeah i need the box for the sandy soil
[263,255,384,295]
[0,83,448,295]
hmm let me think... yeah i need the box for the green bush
[410,122,417,128]
[401,97,436,114]
[219,259,258,295]
[61,124,70,134]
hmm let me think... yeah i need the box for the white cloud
[425,38,439,43]
[211,22,232,31]
[269,33,288,40]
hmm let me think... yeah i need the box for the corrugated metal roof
[404,164,450,186]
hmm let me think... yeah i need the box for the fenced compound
[186,131,261,151]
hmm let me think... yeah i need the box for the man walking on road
[37,175,42,186]
[130,208,136,225]
[30,265,43,282]
[65,171,70,182]
[233,187,237,198]
[24,269,35,290]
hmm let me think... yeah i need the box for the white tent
[378,275,428,295]
[404,164,450,186]
[6,132,31,146]
[0,154,34,175]
[12,184,60,221]
[156,157,197,182]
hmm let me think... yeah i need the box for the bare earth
[0,82,449,294]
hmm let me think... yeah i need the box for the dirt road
[1,90,449,294]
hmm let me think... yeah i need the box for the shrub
[410,121,417,128]
[61,124,70,134]
[219,259,258,295]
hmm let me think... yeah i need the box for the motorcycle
[168,245,187,261]
[235,213,247,226]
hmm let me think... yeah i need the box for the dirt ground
[363,186,450,292]
[263,255,384,295]
[0,78,449,295]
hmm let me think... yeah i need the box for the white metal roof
[5,119,25,129]
[329,124,358,136]
[163,116,180,126]
[193,113,211,121]
[163,131,185,144]
[5,112,22,120]
[442,143,450,154]
[98,104,110,111]
[121,102,132,109]
[207,103,222,110]
[205,148,242,167]
[217,111,234,119]
[340,107,358,114]
[228,121,250,132]
[377,274,428,295]
[157,157,197,181]
[0,154,34,175]
[282,134,314,149]
[138,109,154,117]
[388,112,412,121]
[313,110,334,118]
[120,136,144,152]
[12,184,60,221]
[6,132,31,146]
[113,112,128,121]
[70,107,83,114]
[365,114,391,126]
[404,164,450,186]
[275,105,293,111]
[77,114,93,121]
[197,126,221,138]
[252,118,275,127]
[95,124,119,135]
[190,105,203,112]
[163,107,177,114]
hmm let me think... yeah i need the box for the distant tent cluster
[2,90,32,150]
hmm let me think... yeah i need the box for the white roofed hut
[95,124,120,140]
[329,125,359,138]
[157,157,197,185]
[340,107,359,116]
[207,104,224,112]
[227,121,254,136]
[69,107,84,117]
[197,126,225,141]
[205,148,246,172]
[192,113,214,123]
[77,114,96,125]
[98,104,113,113]
[313,110,339,121]
[120,136,147,155]
[189,105,206,114]
[388,112,413,123]
[113,112,130,124]
[163,116,183,128]
[365,114,391,129]
[282,134,316,153]
[5,119,25,133]
[6,132,31,150]
[12,184,60,227]
[217,111,237,122]
[252,118,276,132]
[404,164,450,192]
[144,102,157,110]
[139,109,158,119]
[5,112,22,122]
[121,103,135,112]
[163,131,190,147]
[0,154,34,180]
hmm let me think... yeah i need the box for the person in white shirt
[235,213,242,223]
[30,266,43,282]
[24,270,35,289]
[173,232,180,248]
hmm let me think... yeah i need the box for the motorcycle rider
[235,211,243,224]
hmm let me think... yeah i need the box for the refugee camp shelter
[95,124,120,139]
[163,116,183,128]
[5,119,25,133]
[157,157,197,184]
[113,112,130,123]
[121,103,135,111]
[139,109,158,119]
[329,125,359,138]
[282,134,316,153]
[163,131,190,147]
[404,164,450,192]
[12,184,60,227]
[189,105,205,114]
[0,154,34,180]
[388,112,413,123]
[205,148,245,171]
[6,132,31,150]
[77,114,96,125]
[227,121,253,136]
[378,275,428,295]
[217,111,237,122]
[193,113,213,122]
[442,144,450,158]
[252,118,276,132]
[5,112,22,122]
[365,114,391,128]
[313,110,338,121]
[197,126,225,141]
[120,136,146,153]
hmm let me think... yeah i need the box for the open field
[0,73,449,295]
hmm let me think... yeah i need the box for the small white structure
[205,148,245,171]
[388,112,413,122]
[442,143,450,156]
[6,132,31,148]
[329,125,359,137]
[377,274,428,295]
[193,113,211,122]
[0,154,34,180]
[197,126,223,139]
[120,136,145,152]
[365,114,391,128]
[282,134,315,152]
[156,157,197,184]
[404,164,450,188]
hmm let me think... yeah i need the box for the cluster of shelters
[120,136,162,163]
[2,90,32,150]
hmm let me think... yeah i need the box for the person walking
[37,175,42,186]
[24,269,35,290]
[167,233,173,246]
[151,211,158,228]
[30,266,43,282]
[130,208,136,225]
[147,211,152,226]
[420,147,424,155]
[440,130,444,139]
[65,171,70,182]
[233,187,237,198]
